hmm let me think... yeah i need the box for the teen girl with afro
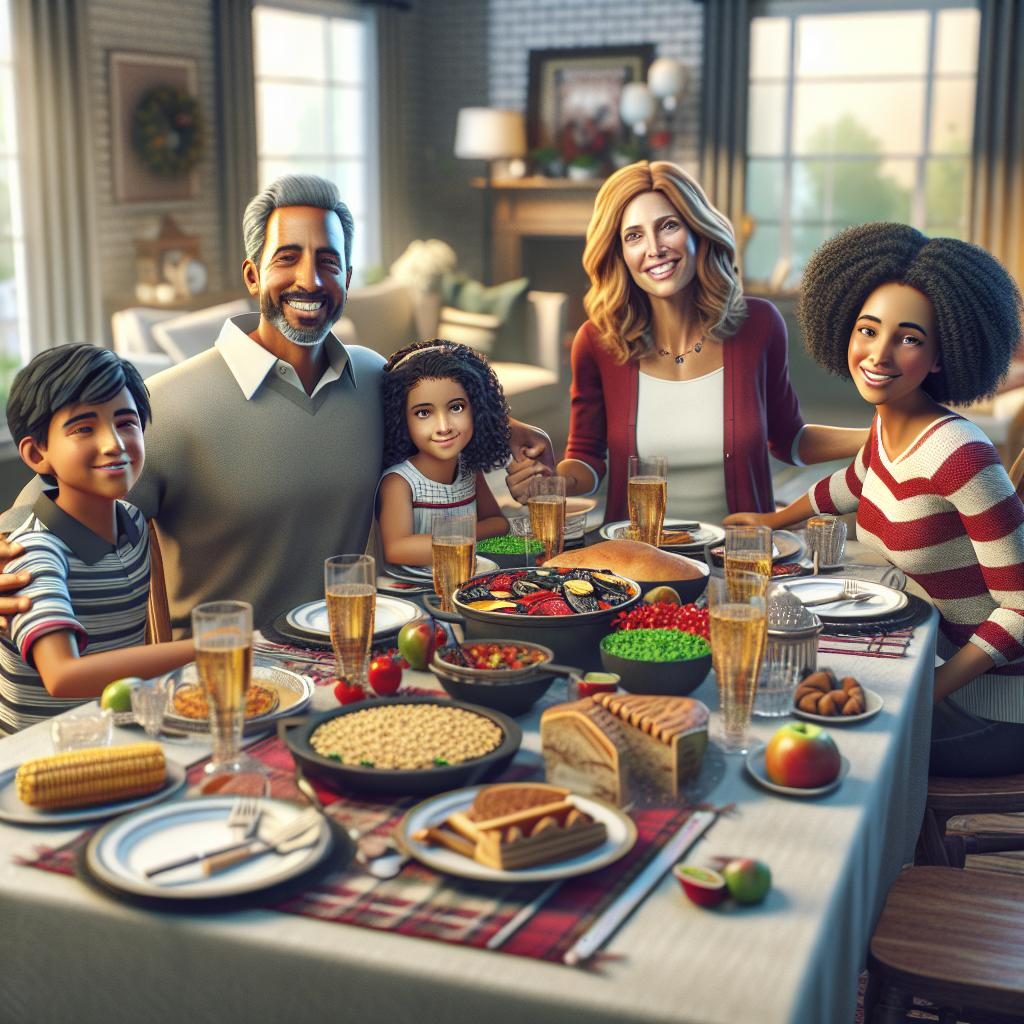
[727,222,1024,776]
[378,340,511,566]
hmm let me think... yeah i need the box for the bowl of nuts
[281,696,523,795]
[429,641,563,715]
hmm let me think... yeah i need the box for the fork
[799,579,875,608]
[226,796,262,842]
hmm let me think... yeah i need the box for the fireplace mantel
[476,177,600,283]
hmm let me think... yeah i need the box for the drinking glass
[192,600,261,780]
[528,475,567,564]
[725,525,772,600]
[707,572,768,754]
[325,554,377,685]
[627,455,668,546]
[753,657,802,718]
[130,674,172,737]
[806,514,848,570]
[51,709,113,753]
[431,516,476,612]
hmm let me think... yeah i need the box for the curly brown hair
[381,340,512,471]
[798,222,1023,405]
[582,160,746,363]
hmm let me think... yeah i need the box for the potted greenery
[530,146,564,178]
[567,153,601,181]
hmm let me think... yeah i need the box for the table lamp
[454,107,526,283]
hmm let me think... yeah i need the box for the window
[0,0,26,408]
[253,3,378,282]
[744,3,980,289]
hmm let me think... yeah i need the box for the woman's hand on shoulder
[505,456,551,504]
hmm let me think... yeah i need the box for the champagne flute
[431,515,476,612]
[325,554,376,687]
[707,572,767,755]
[192,600,263,781]
[628,455,668,546]
[725,525,772,600]
[528,475,566,564]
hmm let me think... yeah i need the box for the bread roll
[544,538,705,581]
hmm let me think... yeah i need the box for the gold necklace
[657,335,704,365]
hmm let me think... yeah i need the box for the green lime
[100,677,140,713]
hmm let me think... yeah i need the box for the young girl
[726,222,1024,777]
[379,340,511,566]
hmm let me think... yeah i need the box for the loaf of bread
[794,670,865,716]
[540,693,709,806]
[544,538,705,582]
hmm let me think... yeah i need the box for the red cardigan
[564,298,805,522]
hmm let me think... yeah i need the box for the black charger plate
[280,695,522,796]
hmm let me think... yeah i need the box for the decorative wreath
[131,86,202,177]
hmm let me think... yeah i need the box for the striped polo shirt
[0,493,150,734]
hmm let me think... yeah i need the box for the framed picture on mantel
[526,45,654,159]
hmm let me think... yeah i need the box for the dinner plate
[0,760,186,826]
[163,664,314,734]
[84,796,333,900]
[771,530,806,564]
[599,519,726,552]
[744,746,849,798]
[286,593,421,640]
[396,785,638,882]
[793,687,884,725]
[384,556,499,586]
[775,577,908,620]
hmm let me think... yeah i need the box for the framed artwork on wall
[526,45,654,163]
[109,51,202,203]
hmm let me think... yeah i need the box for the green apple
[397,620,439,671]
[722,857,772,904]
[100,677,141,713]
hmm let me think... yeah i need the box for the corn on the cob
[16,742,166,810]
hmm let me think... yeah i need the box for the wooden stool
[917,773,1024,866]
[866,866,1024,1023]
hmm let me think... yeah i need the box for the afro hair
[381,340,512,472]
[797,222,1023,405]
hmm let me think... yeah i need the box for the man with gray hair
[0,174,547,636]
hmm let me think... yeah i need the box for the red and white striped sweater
[809,413,1024,723]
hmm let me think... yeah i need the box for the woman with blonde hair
[508,160,866,523]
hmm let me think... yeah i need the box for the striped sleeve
[7,534,88,665]
[808,424,873,515]
[934,440,1024,667]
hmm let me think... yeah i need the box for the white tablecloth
[1,608,937,1024]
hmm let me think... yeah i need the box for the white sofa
[111,279,570,425]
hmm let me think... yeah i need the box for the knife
[563,809,716,967]
[201,808,323,875]
[144,807,321,879]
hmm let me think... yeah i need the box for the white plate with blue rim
[599,519,726,552]
[775,577,907,620]
[286,593,422,639]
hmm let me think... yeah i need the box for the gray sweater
[6,343,386,636]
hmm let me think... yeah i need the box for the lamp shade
[454,108,526,161]
[648,57,686,100]
[619,83,656,131]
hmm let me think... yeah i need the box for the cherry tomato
[367,655,402,696]
[333,679,366,705]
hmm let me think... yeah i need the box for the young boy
[0,344,194,733]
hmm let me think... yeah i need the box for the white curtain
[11,0,102,347]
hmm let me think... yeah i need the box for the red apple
[673,864,728,907]
[397,619,439,670]
[764,721,841,789]
[367,655,402,696]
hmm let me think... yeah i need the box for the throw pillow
[441,274,529,361]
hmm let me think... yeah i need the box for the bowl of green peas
[475,533,545,568]
[599,628,712,696]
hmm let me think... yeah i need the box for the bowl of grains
[281,696,522,795]
[599,628,712,696]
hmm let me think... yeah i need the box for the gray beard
[262,295,339,348]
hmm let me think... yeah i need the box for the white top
[636,368,727,523]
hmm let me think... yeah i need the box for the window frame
[252,0,380,282]
[745,0,980,290]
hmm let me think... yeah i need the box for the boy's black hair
[797,222,1023,405]
[381,340,512,472]
[7,344,152,446]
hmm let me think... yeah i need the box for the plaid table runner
[19,733,699,966]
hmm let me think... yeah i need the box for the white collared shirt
[213,313,352,400]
